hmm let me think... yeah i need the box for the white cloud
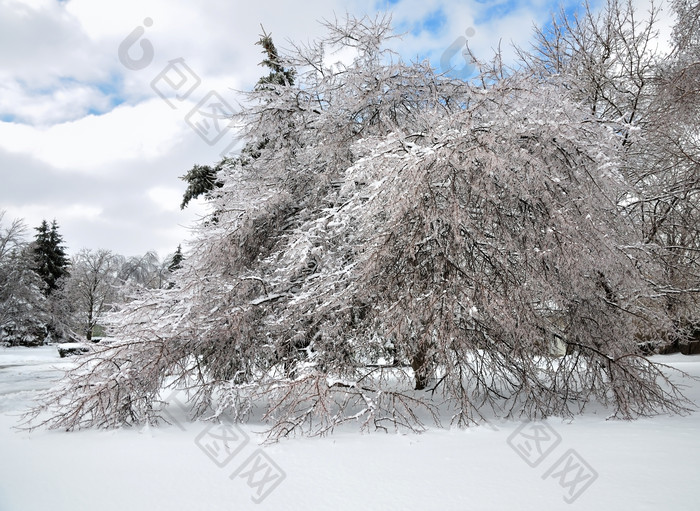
[147,186,184,212]
[0,81,114,125]
[0,99,188,173]
[0,0,110,84]
[3,203,104,245]
[64,0,177,40]
[5,203,102,223]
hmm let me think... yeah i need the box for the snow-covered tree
[521,0,700,346]
[167,245,184,273]
[0,212,48,346]
[179,29,296,210]
[61,249,120,340]
[520,0,662,133]
[117,250,172,290]
[29,16,692,436]
[636,0,700,329]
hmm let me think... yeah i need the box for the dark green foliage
[255,27,296,88]
[168,244,184,273]
[179,162,226,209]
[32,220,69,295]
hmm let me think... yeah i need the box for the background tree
[167,245,184,273]
[50,249,177,343]
[0,212,48,346]
[29,15,692,436]
[637,0,700,331]
[32,219,70,296]
[117,250,172,290]
[62,249,119,340]
[31,219,76,343]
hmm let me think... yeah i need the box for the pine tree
[179,30,295,210]
[255,26,296,88]
[32,219,70,295]
[168,245,184,273]
[179,162,225,210]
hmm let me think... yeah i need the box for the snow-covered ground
[1,346,698,511]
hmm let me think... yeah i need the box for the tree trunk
[411,342,431,390]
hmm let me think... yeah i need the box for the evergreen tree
[180,30,295,210]
[168,245,184,273]
[255,26,296,88]
[32,220,70,295]
[179,162,226,210]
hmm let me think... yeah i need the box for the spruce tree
[168,244,184,273]
[179,30,295,209]
[255,26,296,88]
[32,219,70,295]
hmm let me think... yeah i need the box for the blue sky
[0,0,670,257]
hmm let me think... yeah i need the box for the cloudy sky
[0,0,670,258]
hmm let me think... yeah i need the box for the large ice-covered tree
[29,15,692,436]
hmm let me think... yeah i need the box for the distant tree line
[0,211,184,346]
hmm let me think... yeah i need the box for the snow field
[1,347,698,511]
